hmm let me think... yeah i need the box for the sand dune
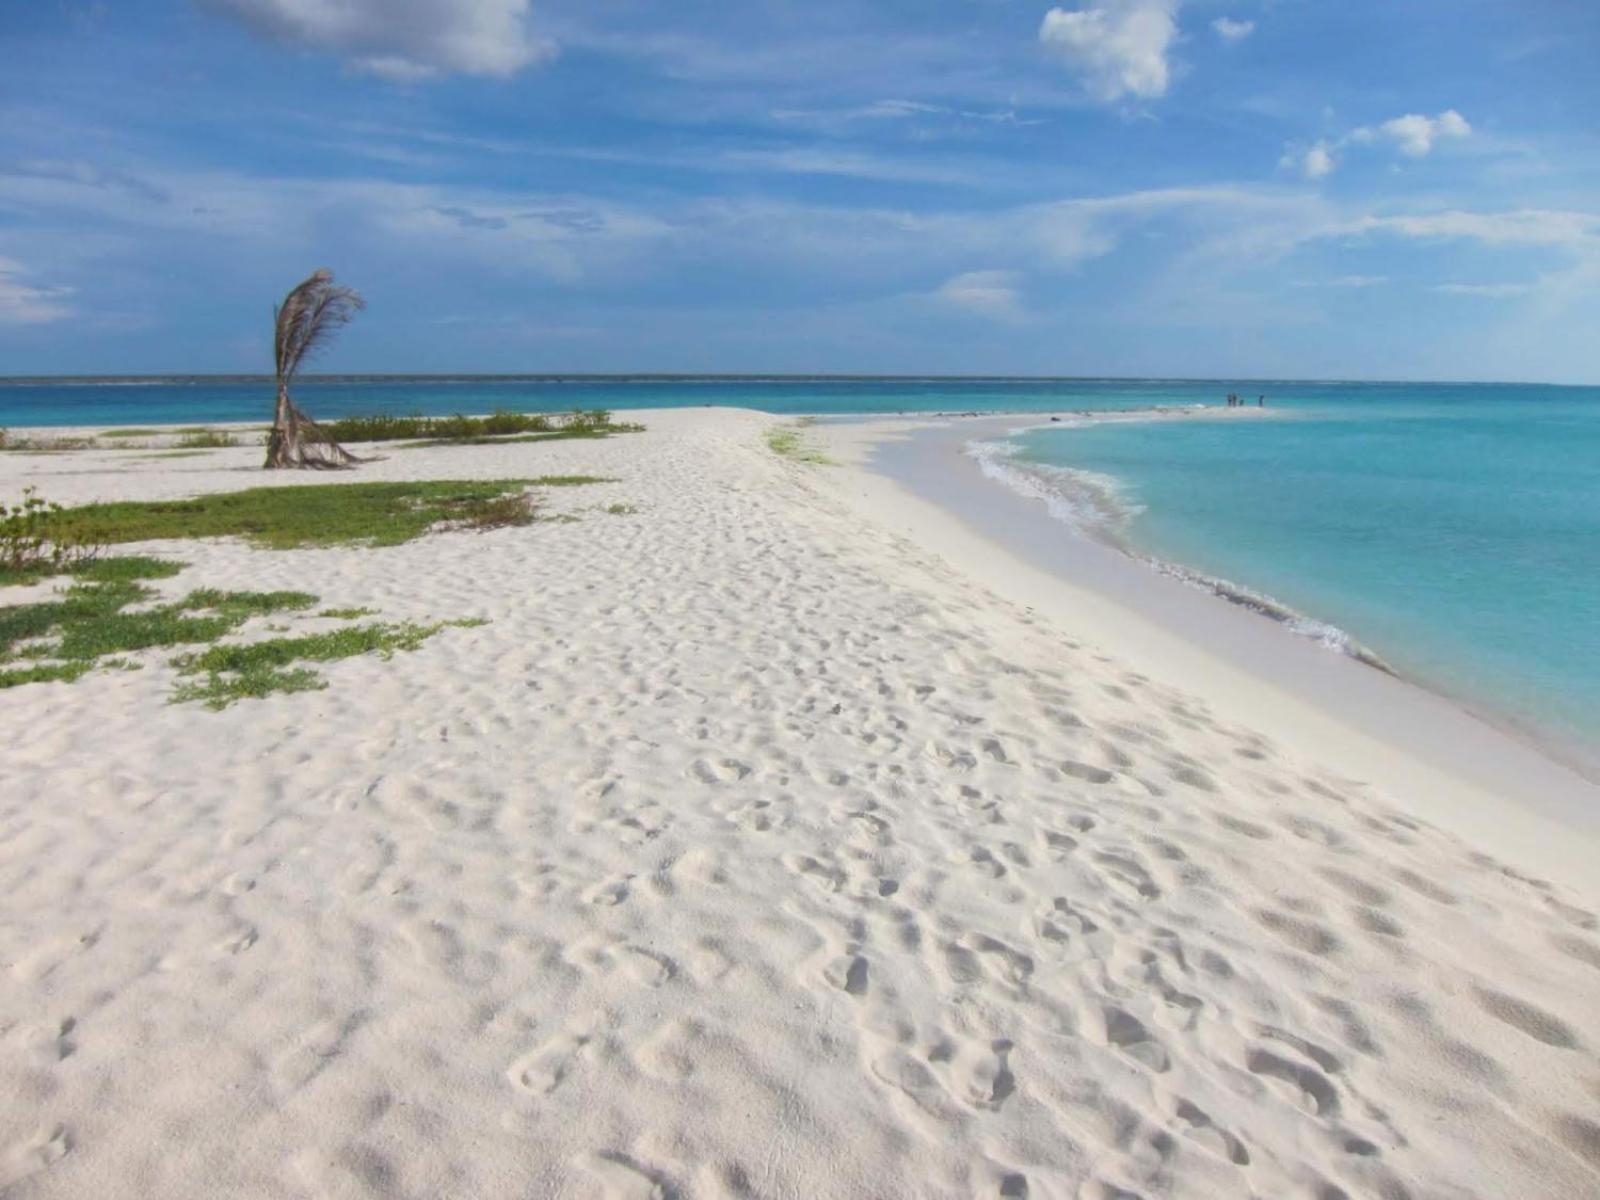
[1,410,1597,1198]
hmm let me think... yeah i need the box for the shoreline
[816,411,1600,894]
[957,405,1600,751]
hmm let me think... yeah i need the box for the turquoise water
[3,375,1343,427]
[995,388,1600,756]
[4,374,1596,756]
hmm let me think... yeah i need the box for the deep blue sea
[4,375,1596,755]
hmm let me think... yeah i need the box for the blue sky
[1,0,1597,380]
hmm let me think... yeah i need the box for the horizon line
[1,372,1594,389]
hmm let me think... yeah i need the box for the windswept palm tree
[264,269,366,469]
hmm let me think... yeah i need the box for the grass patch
[323,408,638,445]
[319,606,378,619]
[0,559,486,707]
[602,503,639,516]
[98,429,154,438]
[1,555,184,589]
[0,661,93,688]
[36,478,607,550]
[171,618,487,709]
[398,426,642,449]
[766,422,835,465]
[1,579,314,664]
[175,430,238,449]
[73,556,186,584]
[0,434,95,453]
[446,491,536,531]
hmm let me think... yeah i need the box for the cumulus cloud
[1299,141,1336,179]
[935,270,1023,318]
[1039,0,1180,103]
[1372,109,1472,157]
[1211,17,1254,42]
[201,0,553,80]
[0,258,72,324]
[1283,109,1471,179]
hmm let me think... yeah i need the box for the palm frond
[273,269,365,385]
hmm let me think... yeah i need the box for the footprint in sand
[1093,851,1162,901]
[1245,1046,1340,1117]
[638,1016,706,1081]
[1033,897,1099,946]
[688,757,753,785]
[1103,1006,1170,1073]
[1059,759,1114,785]
[823,951,870,996]
[957,932,1035,987]
[1171,1098,1251,1166]
[783,853,846,893]
[0,1123,71,1189]
[1473,987,1580,1049]
[579,1152,674,1200]
[583,875,633,906]
[508,1028,592,1095]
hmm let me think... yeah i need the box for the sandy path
[1,410,1597,1198]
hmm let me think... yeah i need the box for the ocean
[975,385,1600,761]
[4,375,1597,758]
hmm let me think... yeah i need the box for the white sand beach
[2,408,1598,1199]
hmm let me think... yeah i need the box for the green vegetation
[71,556,185,584]
[319,606,378,619]
[603,503,639,516]
[36,477,607,550]
[0,433,95,453]
[765,420,835,465]
[0,565,307,687]
[2,488,102,583]
[171,618,484,709]
[0,556,486,707]
[399,426,641,449]
[99,429,155,438]
[322,408,640,445]
[175,429,238,449]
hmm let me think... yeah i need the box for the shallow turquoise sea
[4,375,1596,756]
[998,387,1600,757]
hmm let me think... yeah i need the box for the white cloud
[1359,209,1598,247]
[201,0,553,80]
[1039,0,1180,103]
[1211,17,1254,42]
[1301,141,1335,179]
[1375,109,1472,157]
[935,270,1023,318]
[1283,109,1471,179]
[1433,282,1530,298]
[1281,141,1335,179]
[0,258,72,324]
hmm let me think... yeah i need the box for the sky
[1,0,1598,381]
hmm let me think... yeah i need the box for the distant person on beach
[1258,395,1265,407]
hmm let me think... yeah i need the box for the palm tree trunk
[264,382,297,468]
[264,381,361,469]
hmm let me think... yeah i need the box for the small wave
[968,438,1143,538]
[966,429,1396,674]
